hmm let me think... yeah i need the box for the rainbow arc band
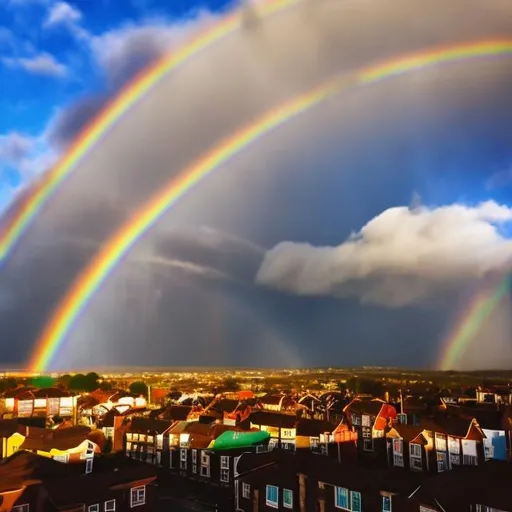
[0,0,305,262]
[30,39,512,372]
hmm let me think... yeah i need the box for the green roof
[210,430,270,451]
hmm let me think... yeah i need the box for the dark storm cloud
[47,95,109,149]
[2,0,512,370]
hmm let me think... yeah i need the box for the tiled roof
[127,417,172,435]
[20,426,92,452]
[0,451,158,504]
[249,411,296,429]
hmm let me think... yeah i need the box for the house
[18,425,100,464]
[257,394,297,413]
[344,398,397,455]
[125,417,173,466]
[387,424,429,472]
[445,403,512,461]
[249,411,297,450]
[2,387,79,421]
[0,450,158,512]
[234,449,426,512]
[387,415,487,473]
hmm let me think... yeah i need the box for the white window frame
[200,451,209,465]
[334,487,349,510]
[85,458,94,474]
[104,500,115,512]
[265,485,279,509]
[283,488,293,509]
[382,495,392,512]
[410,443,422,458]
[350,491,362,512]
[220,455,229,470]
[200,463,210,478]
[242,483,251,499]
[88,505,99,512]
[220,468,230,483]
[192,463,197,474]
[361,414,371,427]
[363,437,374,451]
[130,486,146,508]
[192,449,197,464]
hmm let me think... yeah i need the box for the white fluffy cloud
[44,1,81,27]
[256,201,512,307]
[2,52,67,77]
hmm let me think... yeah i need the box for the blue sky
[1,0,512,370]
[0,0,235,204]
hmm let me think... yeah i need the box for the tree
[0,377,18,393]
[222,377,240,392]
[129,381,148,397]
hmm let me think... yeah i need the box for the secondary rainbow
[30,39,512,372]
[0,0,305,261]
[438,276,510,371]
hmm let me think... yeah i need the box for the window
[410,457,422,471]
[85,458,94,474]
[200,464,210,477]
[282,429,294,438]
[283,489,293,509]
[191,449,197,463]
[361,415,370,427]
[256,444,269,453]
[363,438,373,451]
[220,468,230,482]
[382,496,392,512]
[393,453,404,467]
[362,427,372,439]
[12,506,30,512]
[410,443,422,458]
[392,438,402,455]
[192,463,197,473]
[282,442,296,451]
[335,487,349,509]
[311,437,319,450]
[350,491,362,512]
[130,486,146,508]
[463,454,477,466]
[89,505,99,512]
[104,500,115,512]
[201,451,209,465]
[180,449,187,470]
[156,435,163,450]
[351,414,361,426]
[265,485,278,509]
[147,435,154,444]
[220,456,229,470]
[242,483,251,499]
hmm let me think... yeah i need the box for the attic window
[104,500,115,512]
[88,504,99,512]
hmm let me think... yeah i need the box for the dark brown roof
[348,399,385,416]
[237,450,426,496]
[20,426,91,452]
[32,387,71,398]
[390,424,426,443]
[0,419,24,438]
[160,405,192,421]
[0,451,158,504]
[2,386,35,399]
[249,411,296,429]
[420,414,478,438]
[210,399,239,413]
[128,417,172,435]
[259,394,285,406]
[296,419,333,437]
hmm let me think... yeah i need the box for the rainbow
[30,39,512,372]
[438,276,510,371]
[0,0,305,262]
